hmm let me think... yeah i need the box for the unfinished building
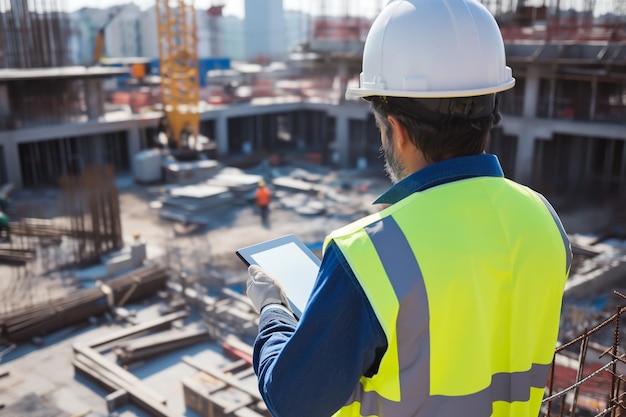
[0,2,625,416]
[0,1,625,212]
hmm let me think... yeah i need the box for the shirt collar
[374,153,504,205]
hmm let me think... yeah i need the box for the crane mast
[155,0,200,152]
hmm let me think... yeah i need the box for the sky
[65,0,245,16]
[63,0,385,18]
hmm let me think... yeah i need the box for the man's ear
[387,116,411,150]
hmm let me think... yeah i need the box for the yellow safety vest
[324,177,571,417]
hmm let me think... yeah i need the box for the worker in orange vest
[255,180,271,225]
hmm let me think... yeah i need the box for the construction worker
[255,180,271,225]
[245,0,572,416]
[0,209,10,241]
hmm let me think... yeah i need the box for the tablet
[236,234,321,318]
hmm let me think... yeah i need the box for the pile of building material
[565,234,626,300]
[0,263,168,343]
[277,191,327,216]
[113,327,211,365]
[203,288,258,340]
[182,354,269,417]
[158,184,235,223]
[164,158,220,185]
[0,247,35,265]
[73,311,190,417]
[100,234,148,276]
[272,176,322,194]
[206,171,264,200]
[68,280,267,417]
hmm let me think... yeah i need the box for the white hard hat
[346,0,515,100]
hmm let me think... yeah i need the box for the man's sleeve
[252,241,387,417]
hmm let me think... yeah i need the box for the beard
[381,132,409,184]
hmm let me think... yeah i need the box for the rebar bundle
[0,263,169,343]
[59,164,123,267]
[0,0,72,69]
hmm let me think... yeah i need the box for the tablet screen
[236,235,321,318]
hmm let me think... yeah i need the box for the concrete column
[337,60,349,104]
[215,115,228,156]
[85,78,104,121]
[90,134,105,164]
[523,70,540,118]
[127,127,142,173]
[3,139,22,188]
[589,76,597,121]
[0,84,9,119]
[268,115,277,149]
[547,76,556,118]
[513,130,536,186]
[567,137,585,193]
[619,139,626,192]
[335,115,350,168]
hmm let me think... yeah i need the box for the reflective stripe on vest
[326,177,571,417]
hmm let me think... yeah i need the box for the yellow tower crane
[155,0,200,156]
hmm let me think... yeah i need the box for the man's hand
[246,265,292,314]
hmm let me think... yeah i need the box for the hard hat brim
[345,78,516,100]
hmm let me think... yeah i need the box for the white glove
[246,265,292,314]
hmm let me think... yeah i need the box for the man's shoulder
[327,211,385,242]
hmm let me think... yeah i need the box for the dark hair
[369,96,494,163]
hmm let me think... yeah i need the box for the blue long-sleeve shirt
[253,154,505,417]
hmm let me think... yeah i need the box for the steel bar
[569,329,589,417]
[1,264,169,342]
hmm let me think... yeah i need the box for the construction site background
[0,0,625,416]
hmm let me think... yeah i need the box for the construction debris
[59,165,124,267]
[113,327,212,365]
[159,184,234,223]
[0,247,35,265]
[164,158,220,185]
[0,263,168,343]
[73,311,189,417]
[183,355,270,417]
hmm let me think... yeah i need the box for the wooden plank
[182,356,262,401]
[77,346,165,401]
[234,367,256,380]
[223,397,255,415]
[105,389,129,413]
[73,349,178,417]
[114,328,211,364]
[221,359,248,374]
[82,310,188,350]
